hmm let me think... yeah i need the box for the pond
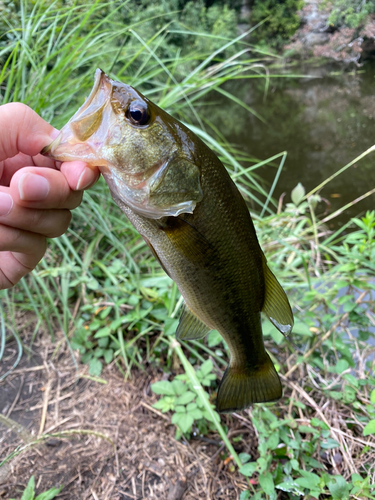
[206,61,375,228]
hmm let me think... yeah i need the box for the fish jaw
[41,69,113,169]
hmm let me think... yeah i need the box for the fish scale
[42,69,294,412]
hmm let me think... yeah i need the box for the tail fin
[216,353,282,413]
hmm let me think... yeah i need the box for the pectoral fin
[261,254,294,336]
[143,235,171,277]
[176,303,211,340]
[162,216,213,263]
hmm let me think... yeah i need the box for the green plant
[250,0,304,50]
[323,0,375,29]
[10,475,63,500]
[151,358,218,437]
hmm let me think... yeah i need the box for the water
[205,62,375,227]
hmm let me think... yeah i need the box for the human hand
[0,103,100,289]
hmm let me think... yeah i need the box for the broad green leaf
[88,358,102,377]
[172,379,186,396]
[266,430,279,450]
[239,491,250,500]
[291,182,305,206]
[258,472,275,496]
[363,419,375,436]
[207,330,222,347]
[189,408,203,420]
[200,359,213,377]
[239,453,251,464]
[151,380,175,396]
[239,462,257,477]
[328,475,350,500]
[321,438,340,449]
[370,389,375,404]
[176,391,196,405]
[177,413,194,433]
[276,481,304,495]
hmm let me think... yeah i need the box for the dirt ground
[0,329,256,500]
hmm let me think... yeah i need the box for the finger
[60,161,100,191]
[9,167,83,210]
[0,152,60,187]
[0,190,72,238]
[0,103,58,162]
[0,226,46,289]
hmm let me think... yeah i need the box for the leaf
[189,408,203,420]
[238,452,251,464]
[21,476,35,500]
[258,472,275,496]
[239,462,257,477]
[327,475,350,500]
[151,381,175,396]
[363,419,375,436]
[175,391,196,405]
[199,359,213,377]
[164,318,179,335]
[295,470,321,490]
[321,438,340,449]
[370,389,375,404]
[104,349,113,364]
[88,358,102,376]
[94,326,111,338]
[35,485,63,500]
[276,481,304,496]
[172,379,186,396]
[239,491,250,500]
[176,413,194,433]
[207,330,222,347]
[266,430,279,450]
[291,182,305,206]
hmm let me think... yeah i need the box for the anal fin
[176,303,211,340]
[261,254,294,336]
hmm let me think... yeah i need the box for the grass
[1,1,375,498]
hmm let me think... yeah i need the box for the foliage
[250,0,304,50]
[10,475,63,500]
[324,0,375,29]
[151,359,218,438]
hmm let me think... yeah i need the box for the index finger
[0,103,57,162]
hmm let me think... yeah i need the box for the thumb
[0,103,58,162]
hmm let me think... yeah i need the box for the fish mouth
[41,68,112,167]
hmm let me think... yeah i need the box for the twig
[38,379,52,437]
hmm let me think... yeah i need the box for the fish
[42,69,293,412]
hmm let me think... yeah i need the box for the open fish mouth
[41,69,112,167]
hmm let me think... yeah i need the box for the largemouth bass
[42,69,293,412]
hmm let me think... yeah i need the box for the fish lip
[40,68,112,161]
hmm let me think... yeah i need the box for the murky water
[205,62,375,227]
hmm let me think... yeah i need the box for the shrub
[250,0,304,50]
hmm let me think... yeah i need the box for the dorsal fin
[261,254,294,336]
[176,303,211,340]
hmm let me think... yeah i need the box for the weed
[9,475,62,500]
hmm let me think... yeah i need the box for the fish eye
[126,100,150,126]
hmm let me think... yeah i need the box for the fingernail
[76,169,95,191]
[50,128,60,140]
[19,173,50,201]
[0,192,13,216]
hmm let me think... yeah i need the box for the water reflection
[204,62,375,227]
